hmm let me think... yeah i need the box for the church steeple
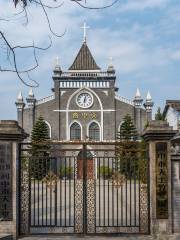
[69,22,100,71]
[68,42,100,71]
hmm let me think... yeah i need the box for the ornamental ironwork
[156,142,168,219]
[19,141,150,235]
[43,171,58,188]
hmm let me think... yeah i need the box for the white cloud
[0,0,180,119]
[170,50,180,60]
[119,0,169,12]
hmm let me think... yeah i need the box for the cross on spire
[81,22,90,43]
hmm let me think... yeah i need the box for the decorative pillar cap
[53,56,62,78]
[28,87,34,98]
[146,91,152,102]
[135,88,141,99]
[17,91,23,102]
[142,120,177,141]
[107,57,115,74]
[0,120,28,141]
[144,91,154,112]
[15,91,25,109]
[133,88,143,107]
[26,87,36,107]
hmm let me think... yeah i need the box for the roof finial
[134,88,143,108]
[28,87,34,98]
[17,91,23,101]
[135,88,141,98]
[109,57,113,66]
[55,56,60,66]
[107,56,115,74]
[146,91,152,101]
[81,21,90,43]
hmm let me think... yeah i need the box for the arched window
[70,122,81,140]
[44,121,51,139]
[89,122,100,141]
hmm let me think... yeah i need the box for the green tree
[30,116,50,180]
[117,114,138,141]
[138,140,148,184]
[116,115,138,179]
[31,116,49,145]
[115,115,148,184]
[155,107,165,121]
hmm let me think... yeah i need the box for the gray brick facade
[16,41,152,141]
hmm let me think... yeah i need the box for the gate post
[142,120,177,236]
[0,121,28,240]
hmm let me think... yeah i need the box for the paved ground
[0,235,12,240]
[30,181,142,228]
[1,234,179,240]
[18,234,180,240]
[19,237,153,240]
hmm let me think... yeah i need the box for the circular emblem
[76,92,93,108]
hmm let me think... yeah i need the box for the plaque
[0,142,12,221]
[156,142,168,219]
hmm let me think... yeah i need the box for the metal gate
[19,142,150,235]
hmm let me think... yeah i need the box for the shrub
[97,166,112,179]
[59,166,73,179]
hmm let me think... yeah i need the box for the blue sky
[0,0,180,119]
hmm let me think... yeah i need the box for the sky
[0,0,180,120]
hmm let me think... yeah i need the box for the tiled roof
[69,42,100,71]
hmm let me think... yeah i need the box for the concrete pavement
[18,234,180,240]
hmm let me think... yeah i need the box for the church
[15,24,154,141]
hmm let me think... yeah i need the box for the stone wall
[171,142,180,233]
[172,160,180,233]
[19,86,147,141]
[0,121,27,240]
[142,120,177,236]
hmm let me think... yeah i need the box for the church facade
[15,38,154,141]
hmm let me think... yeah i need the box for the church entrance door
[19,142,150,236]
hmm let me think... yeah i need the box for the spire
[107,57,115,74]
[135,88,141,99]
[133,88,143,108]
[69,22,100,71]
[17,91,23,102]
[144,91,154,120]
[28,87,34,98]
[146,91,152,101]
[26,87,36,108]
[15,91,25,110]
[54,56,61,69]
[53,56,62,78]
[144,91,154,110]
[69,42,100,71]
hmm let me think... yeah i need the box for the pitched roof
[69,42,100,71]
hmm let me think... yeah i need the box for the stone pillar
[52,58,62,99]
[144,91,154,122]
[15,91,25,128]
[0,121,28,240]
[142,121,177,236]
[52,62,62,140]
[26,88,36,129]
[133,88,143,133]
